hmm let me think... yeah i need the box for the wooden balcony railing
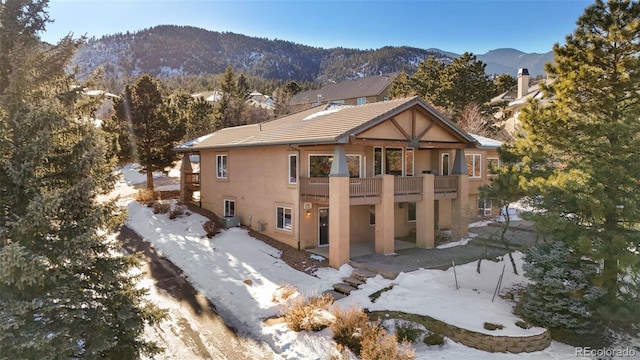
[434,175,458,193]
[185,172,200,191]
[394,177,423,195]
[300,175,458,199]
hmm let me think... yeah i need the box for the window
[405,148,414,176]
[216,154,227,179]
[385,148,403,176]
[276,206,292,231]
[369,205,375,226]
[373,147,383,176]
[223,199,235,217]
[441,153,450,176]
[309,154,361,178]
[465,154,481,179]
[478,199,492,216]
[407,202,416,222]
[288,154,298,184]
[357,97,366,105]
[487,157,500,177]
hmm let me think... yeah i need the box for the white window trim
[216,154,227,179]
[288,154,298,184]
[441,152,450,176]
[276,206,293,232]
[307,153,362,178]
[487,157,500,177]
[223,199,235,217]
[466,153,482,179]
[405,148,414,176]
[479,200,492,216]
[373,147,383,176]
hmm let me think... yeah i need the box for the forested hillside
[72,25,551,88]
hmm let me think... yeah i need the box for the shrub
[202,220,222,238]
[423,332,445,346]
[152,201,171,214]
[515,320,531,329]
[394,321,422,343]
[282,294,333,332]
[369,285,394,303]
[272,284,297,304]
[483,322,504,331]
[360,321,415,360]
[136,189,157,204]
[331,306,370,355]
[169,205,187,220]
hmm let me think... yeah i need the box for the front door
[318,207,329,246]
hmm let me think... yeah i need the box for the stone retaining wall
[369,311,551,354]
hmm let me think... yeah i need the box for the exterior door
[318,207,329,246]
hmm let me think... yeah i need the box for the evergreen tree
[508,0,640,334]
[217,66,247,128]
[439,52,495,117]
[107,74,185,190]
[388,71,414,99]
[0,1,164,358]
[494,73,517,94]
[408,57,445,105]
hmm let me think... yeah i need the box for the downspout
[289,144,302,250]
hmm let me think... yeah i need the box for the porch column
[180,153,193,203]
[451,150,469,239]
[416,174,435,248]
[329,145,350,268]
[375,175,395,254]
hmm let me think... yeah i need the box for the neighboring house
[193,90,275,110]
[491,68,553,136]
[176,96,500,268]
[288,73,399,113]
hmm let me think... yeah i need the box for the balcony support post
[329,145,350,268]
[416,174,435,248]
[375,175,395,254]
[451,174,469,239]
[180,153,194,203]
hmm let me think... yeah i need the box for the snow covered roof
[469,133,502,149]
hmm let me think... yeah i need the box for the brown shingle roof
[290,73,399,105]
[177,96,477,151]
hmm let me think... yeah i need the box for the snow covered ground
[116,164,582,359]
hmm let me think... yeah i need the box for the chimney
[517,68,529,99]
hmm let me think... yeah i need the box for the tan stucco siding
[199,145,301,249]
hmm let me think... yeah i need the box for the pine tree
[0,0,165,358]
[107,74,185,190]
[511,0,640,333]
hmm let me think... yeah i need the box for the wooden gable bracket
[389,109,436,148]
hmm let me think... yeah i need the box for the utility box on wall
[221,216,240,229]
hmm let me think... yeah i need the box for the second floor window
[289,154,298,184]
[216,154,227,178]
[357,97,366,105]
[465,154,481,179]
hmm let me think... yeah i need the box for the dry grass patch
[281,293,334,332]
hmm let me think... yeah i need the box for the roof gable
[290,73,398,105]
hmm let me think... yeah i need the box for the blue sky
[42,0,593,54]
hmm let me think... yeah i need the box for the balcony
[300,175,458,204]
[185,172,200,191]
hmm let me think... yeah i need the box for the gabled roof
[176,96,479,151]
[290,73,399,105]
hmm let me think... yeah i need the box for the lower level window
[224,199,235,217]
[407,202,416,222]
[276,206,292,231]
[478,199,492,216]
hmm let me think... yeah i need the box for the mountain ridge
[72,25,552,85]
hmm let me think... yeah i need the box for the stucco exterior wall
[199,145,301,249]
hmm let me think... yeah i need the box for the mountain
[476,48,554,77]
[71,25,552,85]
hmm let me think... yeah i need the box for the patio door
[318,207,329,246]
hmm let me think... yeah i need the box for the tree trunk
[603,256,618,303]
[146,169,154,191]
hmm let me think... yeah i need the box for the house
[491,68,553,136]
[176,96,500,268]
[288,73,399,113]
[193,90,275,110]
